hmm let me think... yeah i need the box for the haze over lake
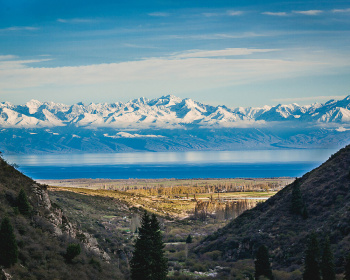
[4,149,337,180]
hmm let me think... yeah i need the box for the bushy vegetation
[0,217,18,268]
[0,155,124,280]
[65,243,81,263]
[196,144,350,277]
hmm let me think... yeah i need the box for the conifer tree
[17,188,31,216]
[303,233,321,280]
[0,217,18,268]
[254,245,273,280]
[186,234,192,244]
[130,211,152,280]
[290,179,307,217]
[321,237,335,280]
[130,211,168,280]
[150,213,168,280]
[345,253,350,280]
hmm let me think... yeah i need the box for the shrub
[17,189,32,216]
[65,243,81,263]
[0,217,18,267]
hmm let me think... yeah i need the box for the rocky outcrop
[1,269,12,280]
[30,184,111,261]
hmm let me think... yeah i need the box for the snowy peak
[0,95,350,129]
[25,99,43,114]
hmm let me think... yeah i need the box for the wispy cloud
[57,18,97,23]
[332,8,350,13]
[272,96,347,103]
[202,13,220,17]
[227,10,244,16]
[0,58,52,70]
[0,55,17,60]
[262,12,288,16]
[148,12,170,17]
[167,32,274,40]
[0,49,343,97]
[123,43,159,49]
[293,10,323,16]
[202,10,244,17]
[173,48,278,58]
[0,26,38,31]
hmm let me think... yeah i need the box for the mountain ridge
[1,95,350,129]
[1,95,350,154]
[195,144,350,272]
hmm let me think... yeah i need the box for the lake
[3,149,337,180]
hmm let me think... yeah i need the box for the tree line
[124,182,283,197]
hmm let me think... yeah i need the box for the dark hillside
[0,154,123,280]
[196,145,350,272]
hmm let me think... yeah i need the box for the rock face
[1,269,12,280]
[30,184,111,261]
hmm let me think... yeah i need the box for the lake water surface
[4,149,337,180]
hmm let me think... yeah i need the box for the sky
[1,0,350,107]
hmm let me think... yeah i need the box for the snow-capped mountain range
[1,95,350,154]
[1,95,350,129]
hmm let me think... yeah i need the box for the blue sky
[1,0,350,107]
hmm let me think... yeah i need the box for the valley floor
[45,177,291,279]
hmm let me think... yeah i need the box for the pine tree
[303,233,321,280]
[130,211,152,280]
[345,253,350,280]
[17,188,31,216]
[0,217,18,268]
[321,237,335,280]
[186,234,193,244]
[130,211,168,280]
[254,245,273,280]
[290,179,307,217]
[150,214,168,280]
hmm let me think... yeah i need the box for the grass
[49,185,277,219]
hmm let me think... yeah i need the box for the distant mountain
[196,144,350,272]
[1,95,350,129]
[0,95,350,153]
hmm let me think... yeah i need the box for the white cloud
[173,48,279,58]
[0,26,38,31]
[0,58,52,70]
[57,18,96,23]
[262,12,288,16]
[332,8,350,13]
[272,96,347,103]
[148,12,170,17]
[104,132,164,138]
[202,12,220,17]
[167,32,273,40]
[0,49,348,102]
[293,10,323,15]
[124,43,159,49]
[202,10,243,17]
[0,55,17,61]
[227,10,244,16]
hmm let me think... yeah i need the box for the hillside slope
[0,155,123,280]
[196,144,350,272]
